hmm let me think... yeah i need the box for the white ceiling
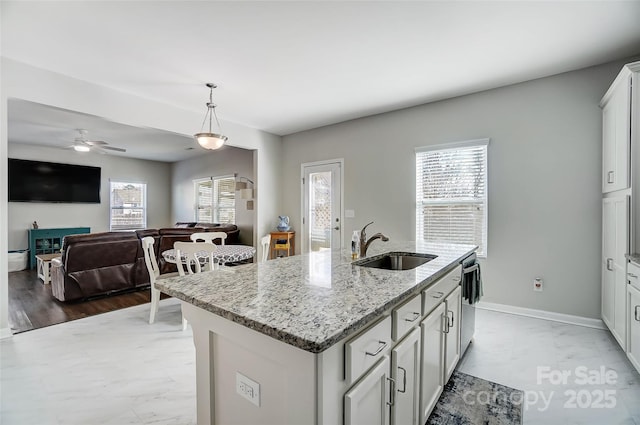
[3,1,640,162]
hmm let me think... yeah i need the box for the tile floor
[1,300,639,424]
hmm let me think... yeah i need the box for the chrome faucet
[360,221,389,258]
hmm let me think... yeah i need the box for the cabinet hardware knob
[607,258,614,271]
[397,366,407,393]
[404,312,421,322]
[386,377,396,406]
[365,340,387,356]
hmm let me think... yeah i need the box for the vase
[277,216,290,232]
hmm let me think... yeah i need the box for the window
[110,181,147,231]
[194,176,236,224]
[416,140,488,256]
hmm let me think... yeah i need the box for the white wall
[0,58,282,337]
[281,58,638,320]
[171,146,254,246]
[7,143,172,250]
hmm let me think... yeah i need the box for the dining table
[162,244,256,267]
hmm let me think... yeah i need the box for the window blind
[194,176,236,224]
[110,181,147,231]
[416,143,488,256]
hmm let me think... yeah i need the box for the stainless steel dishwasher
[460,252,482,356]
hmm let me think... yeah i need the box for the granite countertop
[627,253,640,266]
[156,241,476,353]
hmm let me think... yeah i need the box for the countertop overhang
[156,241,476,353]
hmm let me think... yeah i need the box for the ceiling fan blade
[101,145,127,152]
[85,140,108,146]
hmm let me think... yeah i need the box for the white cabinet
[443,286,462,382]
[601,72,631,193]
[391,328,420,425]
[602,196,630,349]
[345,356,391,425]
[628,262,640,373]
[419,302,446,425]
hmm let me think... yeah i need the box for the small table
[36,253,62,284]
[162,245,256,267]
[270,231,295,259]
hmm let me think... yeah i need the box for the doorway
[301,159,344,253]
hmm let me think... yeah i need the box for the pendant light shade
[194,83,227,150]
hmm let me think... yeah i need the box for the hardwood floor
[8,269,163,334]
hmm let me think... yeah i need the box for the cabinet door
[602,196,630,349]
[444,286,462,382]
[602,75,630,193]
[345,356,391,425]
[628,285,640,372]
[391,328,420,425]
[419,303,445,425]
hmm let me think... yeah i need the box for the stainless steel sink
[353,252,437,271]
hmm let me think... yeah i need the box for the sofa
[50,224,240,302]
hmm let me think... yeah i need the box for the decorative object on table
[32,221,38,229]
[351,230,360,260]
[194,83,227,150]
[426,371,523,425]
[277,215,290,231]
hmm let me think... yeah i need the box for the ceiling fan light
[73,143,90,152]
[194,132,227,150]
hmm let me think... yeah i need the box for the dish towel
[462,254,483,304]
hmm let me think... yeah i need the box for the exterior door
[302,160,343,253]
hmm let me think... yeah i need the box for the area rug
[427,371,523,425]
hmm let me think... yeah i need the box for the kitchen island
[157,241,476,425]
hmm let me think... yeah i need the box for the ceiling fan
[70,129,126,153]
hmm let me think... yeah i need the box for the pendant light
[194,83,228,150]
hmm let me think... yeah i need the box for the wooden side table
[270,231,295,259]
[36,253,62,284]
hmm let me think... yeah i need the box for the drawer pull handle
[607,171,615,184]
[636,305,640,322]
[447,310,454,328]
[397,366,407,393]
[443,313,450,334]
[606,258,614,271]
[386,377,396,407]
[431,291,444,299]
[404,312,421,322]
[629,273,638,278]
[365,340,387,356]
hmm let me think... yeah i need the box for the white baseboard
[0,327,13,339]
[475,301,606,330]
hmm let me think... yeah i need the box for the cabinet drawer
[392,293,422,341]
[422,265,461,316]
[345,315,392,385]
[629,261,640,289]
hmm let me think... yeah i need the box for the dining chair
[190,232,227,246]
[141,236,186,329]
[260,234,271,262]
[174,241,217,274]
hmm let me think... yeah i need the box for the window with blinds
[416,140,488,257]
[110,181,147,231]
[194,176,236,224]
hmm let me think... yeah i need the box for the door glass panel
[309,171,332,252]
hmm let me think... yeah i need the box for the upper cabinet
[600,62,639,194]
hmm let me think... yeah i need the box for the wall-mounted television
[8,158,101,203]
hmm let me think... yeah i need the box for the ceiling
[3,1,640,162]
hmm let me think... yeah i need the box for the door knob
[334,226,340,230]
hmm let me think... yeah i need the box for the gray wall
[281,58,638,319]
[171,146,255,246]
[7,143,172,250]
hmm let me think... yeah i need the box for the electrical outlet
[533,277,543,292]
[236,372,260,407]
